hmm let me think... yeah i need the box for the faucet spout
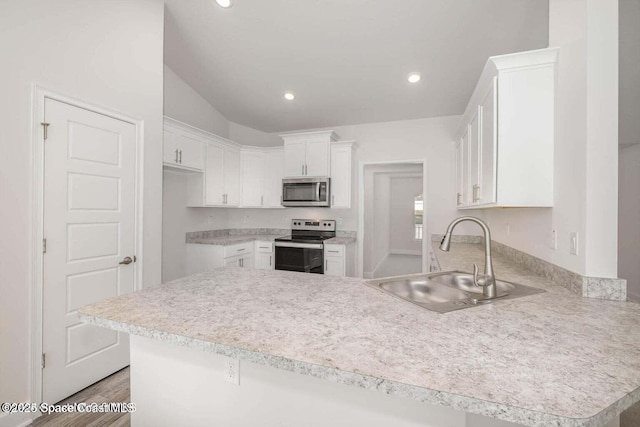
[439,216,497,299]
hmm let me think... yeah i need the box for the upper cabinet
[330,142,355,209]
[281,131,338,177]
[240,148,284,208]
[455,47,558,209]
[205,142,240,206]
[163,122,204,171]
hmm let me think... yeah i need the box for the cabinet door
[240,150,265,207]
[305,139,330,177]
[460,130,470,206]
[325,256,345,276]
[455,141,465,207]
[468,111,481,205]
[224,148,241,206]
[330,144,351,208]
[205,143,225,205]
[263,150,284,207]
[240,254,254,269]
[176,132,203,170]
[255,253,274,270]
[283,141,306,177]
[163,127,179,165]
[479,77,498,205]
[224,255,241,267]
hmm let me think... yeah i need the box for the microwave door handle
[317,183,321,201]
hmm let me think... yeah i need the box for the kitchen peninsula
[79,246,640,427]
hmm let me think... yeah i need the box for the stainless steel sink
[366,271,544,313]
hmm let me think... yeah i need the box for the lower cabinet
[186,241,255,276]
[254,241,275,270]
[324,243,355,277]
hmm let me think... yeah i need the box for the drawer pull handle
[328,250,340,253]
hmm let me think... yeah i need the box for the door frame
[357,159,428,278]
[29,85,145,405]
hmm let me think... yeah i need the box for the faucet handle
[473,264,491,287]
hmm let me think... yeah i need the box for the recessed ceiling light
[408,73,421,83]
[284,92,295,101]
[215,0,233,8]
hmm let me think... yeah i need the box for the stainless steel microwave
[282,177,331,207]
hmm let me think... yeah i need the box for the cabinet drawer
[255,241,273,253]
[224,242,254,258]
[324,244,344,257]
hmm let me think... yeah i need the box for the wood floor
[32,367,130,427]
[30,366,640,426]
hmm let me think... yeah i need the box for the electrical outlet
[506,223,511,237]
[207,215,214,224]
[570,232,579,255]
[337,217,343,226]
[551,230,557,250]
[223,357,239,385]
[243,215,249,224]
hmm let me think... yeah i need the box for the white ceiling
[164,0,549,133]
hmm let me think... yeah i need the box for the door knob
[119,256,133,265]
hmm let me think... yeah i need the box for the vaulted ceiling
[164,0,549,132]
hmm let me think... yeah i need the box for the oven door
[274,242,324,274]
[282,178,330,207]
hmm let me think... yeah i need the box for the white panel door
[479,77,498,205]
[240,150,265,207]
[205,143,225,205]
[305,140,329,177]
[42,98,136,404]
[224,148,241,206]
[283,140,306,177]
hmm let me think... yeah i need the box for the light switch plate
[570,232,579,255]
[223,357,240,385]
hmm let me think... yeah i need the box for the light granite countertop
[324,236,356,245]
[187,234,285,245]
[79,243,640,427]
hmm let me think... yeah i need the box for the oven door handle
[275,242,324,250]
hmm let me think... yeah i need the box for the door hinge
[42,353,46,369]
[42,238,47,254]
[41,122,50,140]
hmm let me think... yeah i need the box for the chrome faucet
[439,216,499,300]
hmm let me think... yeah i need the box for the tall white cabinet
[455,47,558,209]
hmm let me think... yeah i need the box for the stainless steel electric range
[274,219,336,274]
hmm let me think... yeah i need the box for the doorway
[32,90,143,404]
[359,161,428,279]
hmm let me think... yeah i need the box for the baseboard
[0,410,34,427]
[389,249,421,256]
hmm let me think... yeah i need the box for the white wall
[482,0,619,278]
[164,65,229,137]
[0,0,164,416]
[229,121,282,147]
[390,176,423,254]
[618,144,640,298]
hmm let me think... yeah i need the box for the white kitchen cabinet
[281,131,338,177]
[330,142,355,209]
[324,243,355,277]
[455,47,558,209]
[186,242,255,275]
[254,241,274,270]
[163,121,204,171]
[240,148,284,208]
[263,149,284,208]
[204,142,240,207]
[240,150,265,207]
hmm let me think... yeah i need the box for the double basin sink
[365,271,544,313]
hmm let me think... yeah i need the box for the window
[414,195,423,240]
